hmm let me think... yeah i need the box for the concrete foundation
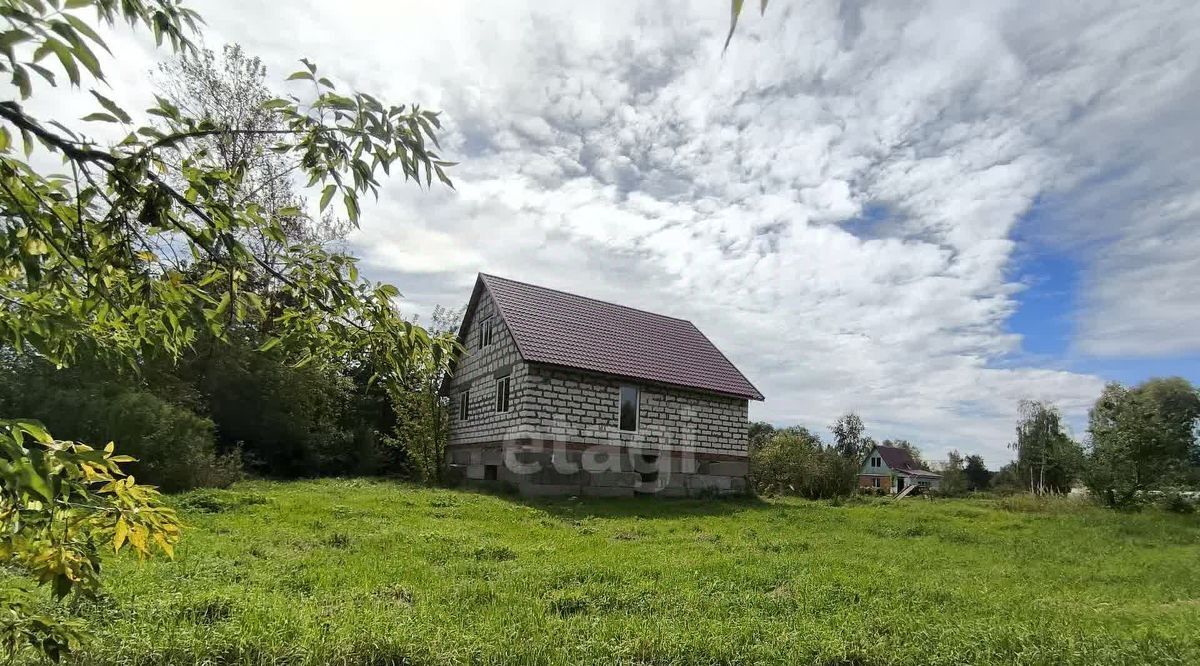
[449,441,749,498]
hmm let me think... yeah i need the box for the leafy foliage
[1084,378,1200,507]
[0,0,455,385]
[1,1,458,660]
[964,454,992,491]
[1011,400,1083,494]
[750,427,857,498]
[0,419,181,660]
[0,352,242,491]
[937,450,968,496]
[829,412,868,460]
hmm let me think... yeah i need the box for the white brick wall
[445,290,527,444]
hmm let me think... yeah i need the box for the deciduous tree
[0,0,456,658]
[830,412,868,460]
[1084,378,1200,507]
[1011,400,1082,494]
[964,454,991,491]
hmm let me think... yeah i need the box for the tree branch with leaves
[1,0,459,659]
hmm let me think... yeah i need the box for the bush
[182,341,378,478]
[0,360,241,492]
[1159,490,1197,514]
[176,489,269,513]
[750,429,858,499]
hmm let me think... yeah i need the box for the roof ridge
[479,273,693,325]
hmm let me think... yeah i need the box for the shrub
[176,489,270,513]
[1159,490,1197,514]
[0,361,241,492]
[750,429,858,499]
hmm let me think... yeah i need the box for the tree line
[749,375,1200,510]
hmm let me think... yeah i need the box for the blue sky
[44,0,1200,465]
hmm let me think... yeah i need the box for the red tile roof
[468,274,763,401]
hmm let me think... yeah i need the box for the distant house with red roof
[859,444,941,495]
[443,273,763,497]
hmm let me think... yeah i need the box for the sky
[21,0,1200,466]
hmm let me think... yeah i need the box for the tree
[830,412,868,460]
[0,0,456,658]
[937,449,967,496]
[963,454,991,491]
[1011,400,1082,494]
[748,421,776,451]
[1084,378,1200,507]
[155,44,351,305]
[990,462,1023,495]
[750,427,856,499]
[388,332,456,484]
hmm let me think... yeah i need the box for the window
[619,385,639,432]
[479,317,494,348]
[459,390,470,420]
[484,464,498,481]
[495,375,510,413]
[871,456,882,468]
[872,477,880,488]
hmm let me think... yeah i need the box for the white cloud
[28,0,1200,466]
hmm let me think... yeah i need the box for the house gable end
[860,446,892,475]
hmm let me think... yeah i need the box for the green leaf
[35,37,80,86]
[258,337,281,352]
[89,90,130,122]
[10,64,30,98]
[17,459,53,502]
[343,194,359,224]
[0,126,9,152]
[319,184,336,212]
[80,112,117,123]
[16,420,53,444]
[0,29,32,50]
[286,70,313,81]
[64,12,110,53]
[724,0,746,53]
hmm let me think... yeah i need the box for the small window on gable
[871,456,882,468]
[459,390,470,420]
[480,317,494,348]
[619,385,639,432]
[495,375,510,413]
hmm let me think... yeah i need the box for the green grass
[65,480,1200,664]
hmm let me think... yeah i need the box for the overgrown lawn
[64,480,1200,664]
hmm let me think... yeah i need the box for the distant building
[859,444,941,495]
[442,273,763,497]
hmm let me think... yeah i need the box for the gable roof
[871,445,940,477]
[459,273,763,401]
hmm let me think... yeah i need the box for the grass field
[58,479,1200,665]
